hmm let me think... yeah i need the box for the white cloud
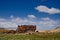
[41,17,50,21]
[0,18,6,21]
[0,17,60,30]
[39,20,57,26]
[39,17,58,26]
[28,15,36,18]
[10,15,14,18]
[0,17,32,30]
[35,5,60,14]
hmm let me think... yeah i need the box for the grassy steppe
[0,33,60,40]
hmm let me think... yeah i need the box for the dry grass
[0,33,60,40]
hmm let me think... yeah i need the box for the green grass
[0,33,60,40]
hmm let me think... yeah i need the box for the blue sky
[0,0,60,30]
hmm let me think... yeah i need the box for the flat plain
[0,33,60,40]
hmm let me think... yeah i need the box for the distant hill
[49,26,60,33]
[0,28,9,33]
[37,26,60,34]
[0,28,5,30]
[55,26,60,29]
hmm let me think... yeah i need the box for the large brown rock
[16,25,36,33]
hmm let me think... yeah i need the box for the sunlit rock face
[16,25,36,33]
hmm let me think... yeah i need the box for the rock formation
[16,25,36,33]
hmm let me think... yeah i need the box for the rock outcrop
[16,25,36,33]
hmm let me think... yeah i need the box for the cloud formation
[35,5,60,14]
[10,15,14,18]
[0,16,60,30]
[28,15,36,18]
[41,17,50,21]
[39,18,57,26]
